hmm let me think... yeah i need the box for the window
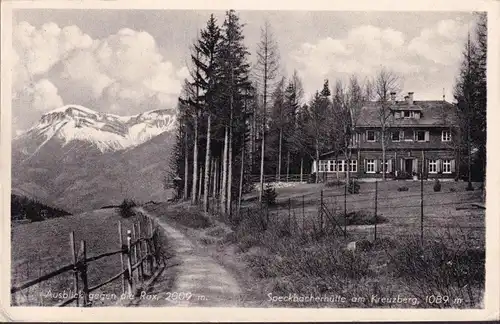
[442,130,451,142]
[404,111,411,118]
[443,159,452,173]
[366,159,375,173]
[381,160,390,173]
[394,111,401,119]
[415,130,425,142]
[366,130,375,142]
[319,160,328,172]
[336,160,345,173]
[428,160,438,173]
[329,161,335,172]
[349,160,357,172]
[392,131,402,142]
[350,133,360,145]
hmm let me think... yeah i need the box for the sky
[11,9,478,133]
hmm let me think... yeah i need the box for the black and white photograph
[1,0,499,322]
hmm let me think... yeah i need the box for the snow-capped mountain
[16,104,177,154]
[11,104,177,214]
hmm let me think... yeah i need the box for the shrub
[433,178,442,192]
[449,187,456,192]
[262,183,277,206]
[397,186,409,192]
[387,236,485,307]
[325,180,344,187]
[348,179,360,194]
[119,199,136,218]
[345,210,387,225]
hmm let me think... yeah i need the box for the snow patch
[19,104,177,153]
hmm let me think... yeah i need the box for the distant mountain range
[12,105,177,213]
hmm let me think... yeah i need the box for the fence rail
[248,174,307,184]
[11,211,165,307]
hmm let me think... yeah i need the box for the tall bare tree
[373,68,401,181]
[254,20,280,202]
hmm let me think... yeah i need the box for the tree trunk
[227,124,233,218]
[315,140,319,184]
[300,157,303,182]
[238,136,245,213]
[381,131,386,181]
[277,128,282,182]
[251,103,256,173]
[183,130,189,200]
[198,165,203,203]
[191,113,199,203]
[212,157,218,197]
[286,151,290,182]
[221,126,228,213]
[203,115,211,212]
[259,131,265,202]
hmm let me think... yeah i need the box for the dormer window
[403,111,411,118]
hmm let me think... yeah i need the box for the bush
[449,187,456,192]
[119,199,136,218]
[262,183,277,206]
[348,179,360,194]
[388,236,485,306]
[325,180,344,187]
[345,210,387,225]
[397,186,409,192]
[433,178,442,192]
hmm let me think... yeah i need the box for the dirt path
[135,208,243,307]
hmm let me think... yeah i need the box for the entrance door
[404,159,413,174]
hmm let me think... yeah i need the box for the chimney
[390,92,396,104]
[407,92,414,105]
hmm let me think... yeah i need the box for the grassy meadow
[11,208,149,306]
[146,179,486,308]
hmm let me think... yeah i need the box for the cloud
[12,22,186,131]
[290,19,469,100]
[408,19,469,65]
[291,25,417,98]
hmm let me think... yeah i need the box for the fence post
[132,224,139,283]
[126,230,133,296]
[374,180,378,241]
[136,223,145,283]
[79,240,89,307]
[344,182,347,238]
[149,218,156,269]
[288,198,291,232]
[69,232,79,307]
[118,221,125,295]
[302,195,305,235]
[320,190,324,234]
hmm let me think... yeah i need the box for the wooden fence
[11,212,166,307]
[248,174,308,184]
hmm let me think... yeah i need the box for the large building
[312,92,459,180]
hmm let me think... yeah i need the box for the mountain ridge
[12,104,177,213]
[15,104,177,154]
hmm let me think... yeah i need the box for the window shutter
[437,159,442,173]
[451,159,456,172]
[399,131,404,141]
[425,131,430,142]
[413,159,418,173]
[388,159,392,173]
[413,131,417,141]
[312,160,317,173]
[364,159,367,173]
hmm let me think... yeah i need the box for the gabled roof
[356,100,458,127]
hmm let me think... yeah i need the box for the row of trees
[170,10,487,216]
